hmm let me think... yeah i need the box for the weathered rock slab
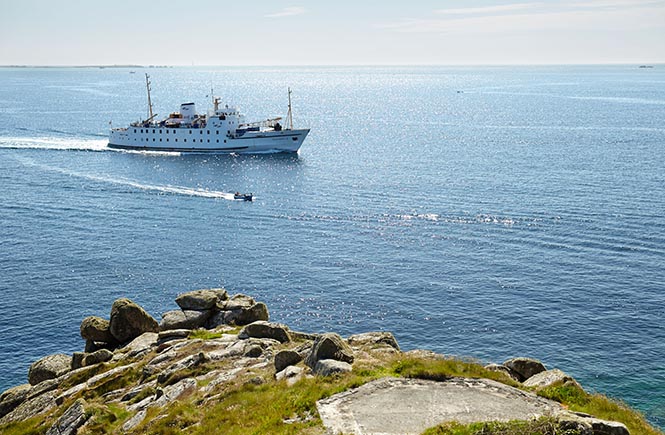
[122,409,147,432]
[588,417,630,435]
[523,368,581,390]
[157,352,209,385]
[244,345,263,358]
[160,309,211,331]
[559,412,630,435]
[153,377,197,407]
[347,332,400,352]
[306,333,354,368]
[484,363,520,381]
[239,321,290,343]
[213,302,270,327]
[119,332,159,358]
[274,350,302,373]
[503,357,546,382]
[314,359,352,376]
[176,288,227,311]
[317,377,564,435]
[109,298,159,343]
[220,294,255,310]
[45,399,88,435]
[276,366,304,382]
[28,354,72,386]
[0,390,57,425]
[82,349,113,367]
[71,352,86,370]
[80,316,115,343]
[157,329,191,342]
[0,384,31,419]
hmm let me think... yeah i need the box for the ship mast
[145,73,154,121]
[287,87,293,130]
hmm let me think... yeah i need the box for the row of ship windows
[133,138,228,143]
[134,129,231,135]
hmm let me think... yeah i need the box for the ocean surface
[0,65,663,427]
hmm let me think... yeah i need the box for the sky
[1,0,664,65]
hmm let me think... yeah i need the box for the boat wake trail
[13,157,237,200]
[0,136,110,152]
[95,177,236,199]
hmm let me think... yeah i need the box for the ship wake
[0,136,181,156]
[13,156,238,200]
[0,136,110,152]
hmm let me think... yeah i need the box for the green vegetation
[193,371,375,435]
[132,358,393,435]
[538,381,662,435]
[82,366,142,399]
[188,327,241,340]
[58,363,108,390]
[421,417,582,435]
[0,414,50,435]
[127,385,157,405]
[157,362,217,387]
[188,329,224,340]
[83,402,132,434]
[60,359,142,391]
[1,350,661,435]
[392,356,520,387]
[133,400,200,435]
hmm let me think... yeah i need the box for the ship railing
[240,117,282,130]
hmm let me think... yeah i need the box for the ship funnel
[180,103,197,121]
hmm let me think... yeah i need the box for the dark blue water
[1,66,664,427]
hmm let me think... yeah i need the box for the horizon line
[0,62,664,69]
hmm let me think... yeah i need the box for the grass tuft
[421,417,583,435]
[0,414,51,435]
[538,381,663,435]
[81,402,132,434]
[391,355,520,387]
[132,400,200,435]
[188,329,224,340]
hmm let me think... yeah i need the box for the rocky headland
[0,289,660,435]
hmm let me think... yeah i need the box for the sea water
[0,65,663,427]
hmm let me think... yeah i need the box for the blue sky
[1,0,664,65]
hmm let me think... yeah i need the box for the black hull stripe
[232,134,303,140]
[107,143,255,152]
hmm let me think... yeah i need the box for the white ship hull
[108,127,309,154]
[109,75,309,154]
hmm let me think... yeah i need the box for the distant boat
[639,65,654,69]
[108,74,310,154]
[234,192,253,201]
[129,71,136,74]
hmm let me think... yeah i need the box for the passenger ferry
[108,74,309,153]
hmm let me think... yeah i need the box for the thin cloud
[264,6,305,18]
[572,0,665,8]
[378,0,665,33]
[435,3,541,16]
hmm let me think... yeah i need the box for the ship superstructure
[108,74,309,153]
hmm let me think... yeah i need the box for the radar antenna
[145,74,154,121]
[287,87,294,130]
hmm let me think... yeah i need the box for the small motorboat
[234,192,253,201]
